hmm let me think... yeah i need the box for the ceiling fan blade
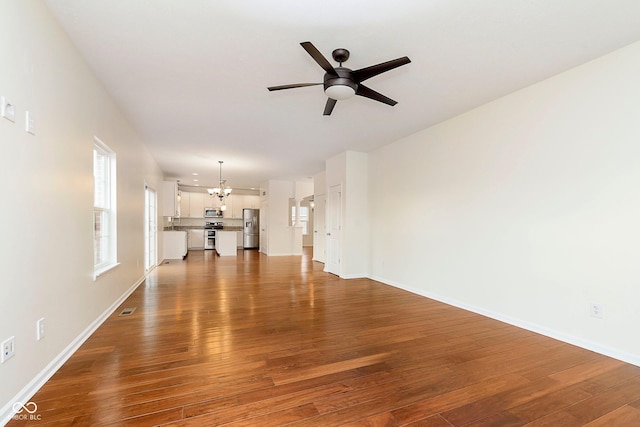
[355,84,397,106]
[353,56,411,82]
[301,41,337,75]
[267,83,322,91]
[323,98,337,116]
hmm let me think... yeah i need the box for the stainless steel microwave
[204,208,223,218]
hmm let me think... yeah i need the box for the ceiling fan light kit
[268,41,410,115]
[324,70,357,100]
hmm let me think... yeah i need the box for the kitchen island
[216,230,237,256]
[163,230,187,259]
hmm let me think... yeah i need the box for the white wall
[326,151,369,278]
[261,180,295,255]
[368,40,640,365]
[295,180,313,202]
[259,179,314,256]
[313,171,327,263]
[0,2,163,421]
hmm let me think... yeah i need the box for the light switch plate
[37,317,45,340]
[25,110,36,135]
[1,96,16,122]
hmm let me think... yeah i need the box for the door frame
[144,183,158,272]
[325,184,342,275]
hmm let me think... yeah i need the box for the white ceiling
[44,0,640,190]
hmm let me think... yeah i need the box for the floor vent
[118,307,136,316]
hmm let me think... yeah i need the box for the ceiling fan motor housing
[324,68,357,100]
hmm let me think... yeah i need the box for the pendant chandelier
[207,160,232,210]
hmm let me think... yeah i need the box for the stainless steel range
[204,222,223,250]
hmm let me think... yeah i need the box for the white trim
[93,262,121,281]
[340,273,368,279]
[369,274,640,368]
[93,136,118,276]
[0,274,146,426]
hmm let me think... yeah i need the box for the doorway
[326,184,342,275]
[259,201,268,254]
[144,185,157,271]
[313,193,326,263]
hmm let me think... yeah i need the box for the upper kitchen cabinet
[177,190,210,218]
[205,193,221,209]
[221,194,260,218]
[179,191,190,217]
[189,192,205,218]
[162,181,180,217]
[222,195,236,218]
[244,195,260,209]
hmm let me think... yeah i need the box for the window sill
[93,262,121,281]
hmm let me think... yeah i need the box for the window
[290,201,310,235]
[298,205,310,235]
[93,138,117,277]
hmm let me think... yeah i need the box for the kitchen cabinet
[162,181,180,217]
[204,193,219,209]
[222,195,236,218]
[222,194,260,218]
[244,195,260,209]
[188,228,205,249]
[163,231,187,259]
[179,191,211,218]
[237,231,243,248]
[179,191,190,217]
[189,192,205,218]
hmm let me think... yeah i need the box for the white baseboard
[368,274,640,368]
[1,273,147,426]
[340,273,368,279]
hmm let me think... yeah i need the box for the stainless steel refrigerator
[243,208,259,249]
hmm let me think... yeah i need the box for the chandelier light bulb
[209,160,232,202]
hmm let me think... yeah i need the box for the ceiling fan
[268,42,411,116]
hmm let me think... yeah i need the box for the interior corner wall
[313,171,327,263]
[263,180,296,256]
[368,40,640,365]
[326,151,369,279]
[314,171,327,197]
[0,2,163,420]
[295,180,314,201]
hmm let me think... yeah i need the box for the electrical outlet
[37,317,45,341]
[1,336,15,363]
[590,302,604,319]
[1,96,16,122]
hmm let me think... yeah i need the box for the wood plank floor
[8,248,640,426]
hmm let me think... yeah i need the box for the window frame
[93,137,118,279]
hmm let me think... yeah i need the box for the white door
[326,185,342,275]
[144,185,157,271]
[259,201,268,254]
[313,194,327,263]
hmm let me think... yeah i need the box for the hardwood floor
[8,248,640,426]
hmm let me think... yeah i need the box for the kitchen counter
[164,225,243,231]
[163,230,187,259]
[164,225,206,231]
[216,230,237,256]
